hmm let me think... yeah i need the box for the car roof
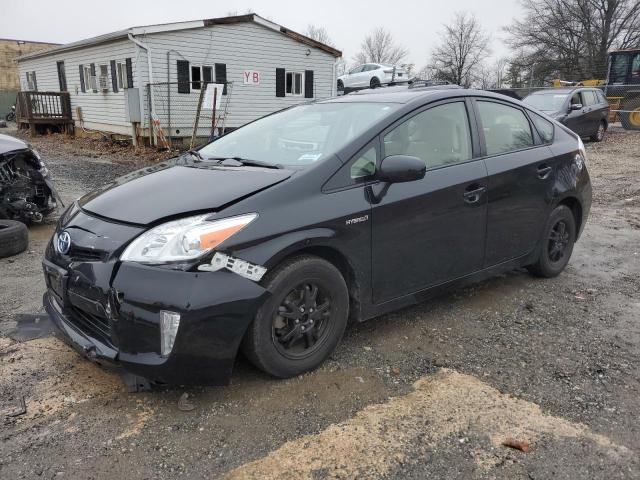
[529,87,599,95]
[320,85,525,105]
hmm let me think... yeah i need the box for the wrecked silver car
[0,134,62,223]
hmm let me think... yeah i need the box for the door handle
[463,185,486,204]
[537,165,552,180]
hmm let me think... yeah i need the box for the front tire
[590,121,606,142]
[527,205,576,278]
[242,255,349,378]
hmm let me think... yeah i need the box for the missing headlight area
[0,147,57,223]
[198,252,267,282]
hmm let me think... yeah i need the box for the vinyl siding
[17,21,337,138]
[17,39,139,135]
[140,21,336,135]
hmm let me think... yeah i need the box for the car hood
[0,133,28,155]
[79,162,292,225]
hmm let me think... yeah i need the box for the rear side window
[383,102,472,169]
[477,101,534,155]
[529,112,554,143]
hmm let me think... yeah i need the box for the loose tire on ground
[242,255,349,378]
[527,205,576,278]
[0,220,28,258]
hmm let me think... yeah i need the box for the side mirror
[377,155,426,183]
[570,103,583,111]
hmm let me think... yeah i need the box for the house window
[83,65,95,92]
[190,65,213,90]
[286,71,304,96]
[98,64,109,91]
[26,71,37,91]
[116,62,130,89]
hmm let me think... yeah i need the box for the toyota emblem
[56,231,72,255]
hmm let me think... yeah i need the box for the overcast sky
[1,0,523,68]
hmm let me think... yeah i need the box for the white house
[16,14,341,144]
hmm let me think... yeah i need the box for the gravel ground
[0,127,638,479]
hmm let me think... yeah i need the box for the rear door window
[383,102,473,169]
[476,101,534,155]
[529,112,554,144]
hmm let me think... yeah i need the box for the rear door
[474,99,556,266]
[371,99,488,303]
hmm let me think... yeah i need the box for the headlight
[577,137,588,165]
[121,213,257,264]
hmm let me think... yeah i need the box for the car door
[371,99,488,303]
[474,99,556,266]
[343,65,364,88]
[564,91,588,136]
[582,90,602,135]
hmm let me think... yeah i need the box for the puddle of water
[9,313,55,342]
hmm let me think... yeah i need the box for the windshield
[198,102,397,167]
[523,93,568,112]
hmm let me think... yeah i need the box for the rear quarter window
[529,112,555,144]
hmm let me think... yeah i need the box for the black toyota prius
[43,86,592,385]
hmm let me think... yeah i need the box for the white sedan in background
[337,63,410,91]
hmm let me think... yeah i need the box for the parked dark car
[523,87,610,141]
[43,86,592,386]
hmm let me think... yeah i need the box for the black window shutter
[125,58,133,88]
[215,63,227,94]
[304,70,314,98]
[79,64,85,92]
[32,72,38,91]
[90,63,97,92]
[110,60,118,93]
[276,68,285,97]
[177,60,190,93]
[57,61,67,91]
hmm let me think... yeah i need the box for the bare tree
[505,0,640,82]
[353,28,408,65]
[305,25,335,47]
[428,12,491,87]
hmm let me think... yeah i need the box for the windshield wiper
[228,157,283,169]
[187,149,204,160]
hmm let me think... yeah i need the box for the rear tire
[590,121,606,142]
[0,220,28,259]
[337,80,344,92]
[242,255,349,378]
[370,77,381,89]
[527,205,576,278]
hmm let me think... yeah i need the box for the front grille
[68,246,107,262]
[69,306,112,341]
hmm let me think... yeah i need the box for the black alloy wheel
[527,205,576,278]
[547,220,571,263]
[242,255,349,378]
[370,77,381,89]
[272,283,332,359]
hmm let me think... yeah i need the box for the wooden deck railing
[16,91,72,123]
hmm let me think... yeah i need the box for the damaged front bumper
[43,258,270,386]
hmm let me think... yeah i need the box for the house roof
[17,13,341,61]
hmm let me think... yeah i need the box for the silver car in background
[337,63,409,92]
